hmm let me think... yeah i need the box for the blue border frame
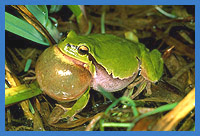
[1,0,199,136]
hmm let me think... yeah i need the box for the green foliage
[49,5,63,13]
[24,59,32,72]
[25,5,60,43]
[5,5,61,45]
[5,12,49,45]
[67,5,82,17]
[5,82,42,106]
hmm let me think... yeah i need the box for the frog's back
[85,34,144,79]
[66,32,145,79]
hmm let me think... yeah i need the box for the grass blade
[67,5,82,17]
[5,82,42,106]
[5,12,49,45]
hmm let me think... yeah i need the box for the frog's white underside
[91,61,139,92]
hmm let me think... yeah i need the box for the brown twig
[152,88,195,131]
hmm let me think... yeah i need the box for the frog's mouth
[56,46,90,71]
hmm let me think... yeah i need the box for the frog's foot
[128,78,152,99]
[48,104,72,125]
[55,104,72,111]
[23,70,36,81]
[127,76,144,89]
[23,76,36,81]
[144,81,152,96]
[48,105,66,125]
[123,76,144,97]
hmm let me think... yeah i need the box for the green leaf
[24,59,32,72]
[25,5,48,27]
[127,102,178,130]
[67,5,82,17]
[98,86,116,102]
[49,5,63,13]
[5,12,49,45]
[26,5,60,43]
[5,82,42,106]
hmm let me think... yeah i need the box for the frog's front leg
[48,88,90,126]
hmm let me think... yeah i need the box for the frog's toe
[144,81,152,96]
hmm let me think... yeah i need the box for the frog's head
[35,31,98,102]
[58,31,96,75]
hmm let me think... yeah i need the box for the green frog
[35,31,163,124]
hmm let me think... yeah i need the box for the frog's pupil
[78,46,89,55]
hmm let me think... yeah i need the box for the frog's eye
[78,45,89,55]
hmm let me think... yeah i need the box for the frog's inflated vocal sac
[35,31,163,102]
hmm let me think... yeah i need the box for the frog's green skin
[58,31,163,91]
[36,31,163,123]
[59,31,142,79]
[36,30,163,101]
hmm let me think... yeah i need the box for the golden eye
[78,45,89,55]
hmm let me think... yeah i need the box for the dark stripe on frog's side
[66,33,144,79]
[88,54,140,92]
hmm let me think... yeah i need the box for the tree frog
[35,31,163,123]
